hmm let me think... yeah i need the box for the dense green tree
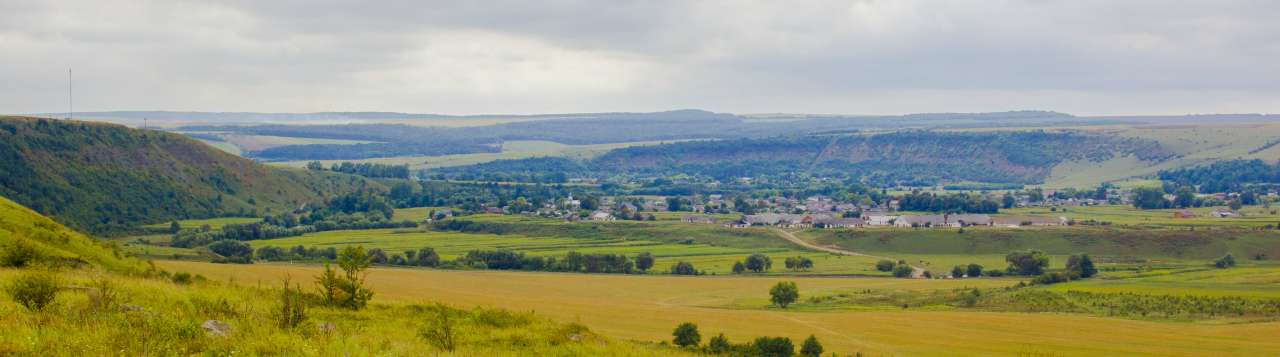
[1006,250,1050,276]
[770,281,799,308]
[1132,187,1171,209]
[951,265,966,278]
[1215,253,1237,269]
[1066,254,1097,278]
[414,247,440,267]
[672,322,701,347]
[732,261,746,274]
[1173,186,1196,208]
[966,264,984,278]
[745,253,772,273]
[635,252,655,272]
[708,333,731,353]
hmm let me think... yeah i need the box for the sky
[2,0,1278,116]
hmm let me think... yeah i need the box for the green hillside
[0,195,145,273]
[0,117,380,235]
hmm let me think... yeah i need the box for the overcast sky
[3,0,1278,116]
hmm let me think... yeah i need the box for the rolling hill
[437,130,1174,186]
[0,195,145,273]
[0,117,380,235]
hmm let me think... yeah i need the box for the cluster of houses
[681,213,1069,229]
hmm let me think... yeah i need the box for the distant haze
[3,1,1278,115]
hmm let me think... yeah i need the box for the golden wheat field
[158,260,1280,356]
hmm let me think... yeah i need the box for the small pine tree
[800,335,824,357]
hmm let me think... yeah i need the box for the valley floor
[159,260,1280,356]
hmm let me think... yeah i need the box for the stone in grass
[202,320,232,337]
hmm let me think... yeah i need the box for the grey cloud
[1,0,1278,115]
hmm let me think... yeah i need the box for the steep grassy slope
[0,117,380,234]
[0,196,145,273]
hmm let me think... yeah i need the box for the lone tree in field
[672,322,701,348]
[635,252,655,272]
[1066,254,1097,278]
[800,335,824,357]
[732,261,746,274]
[769,281,799,308]
[316,245,375,310]
[745,253,772,273]
[1005,249,1050,276]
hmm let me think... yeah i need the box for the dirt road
[771,228,925,278]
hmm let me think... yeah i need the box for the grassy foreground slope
[0,117,379,235]
[160,260,1280,357]
[0,196,145,273]
[0,198,694,356]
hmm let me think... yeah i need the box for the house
[682,215,718,224]
[895,215,948,228]
[744,213,783,226]
[815,217,864,228]
[864,215,898,226]
[589,211,615,221]
[1173,210,1196,219]
[484,207,505,214]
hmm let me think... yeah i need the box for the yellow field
[158,260,1280,356]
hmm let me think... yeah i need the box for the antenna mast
[68,68,73,120]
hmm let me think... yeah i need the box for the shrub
[419,304,458,352]
[892,264,914,278]
[275,278,307,329]
[951,265,965,278]
[672,322,700,347]
[875,259,895,272]
[1,238,43,268]
[171,272,194,285]
[1032,271,1076,285]
[770,281,799,308]
[732,261,746,274]
[984,269,1005,277]
[414,247,440,267]
[753,336,794,357]
[6,271,59,312]
[708,333,731,353]
[670,261,698,275]
[1215,253,1237,269]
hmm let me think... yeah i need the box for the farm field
[1047,265,1280,298]
[999,204,1280,228]
[248,228,885,275]
[272,139,681,170]
[157,260,1280,356]
[141,217,263,230]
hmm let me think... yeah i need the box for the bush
[984,269,1005,277]
[275,278,307,329]
[875,259,895,272]
[708,333,731,353]
[1,238,43,268]
[1032,271,1076,285]
[1066,254,1097,278]
[753,336,794,357]
[670,261,698,275]
[732,261,746,274]
[1215,253,1237,269]
[419,304,459,352]
[770,281,800,308]
[951,265,965,278]
[672,322,700,347]
[892,264,914,278]
[6,271,59,312]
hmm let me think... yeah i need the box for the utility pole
[68,68,73,120]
